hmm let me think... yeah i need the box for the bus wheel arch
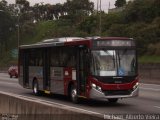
[68,81,74,97]
[68,81,79,103]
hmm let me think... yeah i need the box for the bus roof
[19,37,133,49]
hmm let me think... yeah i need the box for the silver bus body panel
[50,67,64,94]
[90,87,139,100]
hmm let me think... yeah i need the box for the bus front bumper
[90,87,139,100]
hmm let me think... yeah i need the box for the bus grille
[103,90,132,96]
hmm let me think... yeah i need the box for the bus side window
[66,47,76,68]
[59,47,76,68]
[60,47,68,67]
[29,49,35,66]
[50,48,60,67]
[68,56,76,67]
[28,49,43,66]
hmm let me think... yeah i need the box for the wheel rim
[33,83,38,94]
[71,88,77,101]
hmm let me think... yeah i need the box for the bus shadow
[79,99,133,108]
[26,92,133,108]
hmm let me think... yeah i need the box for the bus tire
[108,98,118,103]
[33,80,41,96]
[70,85,79,104]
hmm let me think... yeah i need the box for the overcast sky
[5,0,117,12]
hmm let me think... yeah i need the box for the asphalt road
[0,73,160,117]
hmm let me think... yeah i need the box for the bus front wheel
[33,80,40,96]
[70,86,79,103]
[108,98,118,103]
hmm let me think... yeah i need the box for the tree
[66,0,94,15]
[115,0,126,8]
[63,0,94,23]
[78,15,99,34]
[124,0,160,23]
[0,0,7,8]
[16,0,30,12]
[0,1,15,53]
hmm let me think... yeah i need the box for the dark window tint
[50,47,76,67]
[29,49,43,66]
[50,47,60,66]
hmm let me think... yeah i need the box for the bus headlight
[133,82,139,90]
[91,83,96,88]
[91,83,102,92]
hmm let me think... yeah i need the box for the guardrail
[0,67,7,73]
[0,91,105,120]
[139,63,160,84]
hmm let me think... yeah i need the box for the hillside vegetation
[0,0,160,66]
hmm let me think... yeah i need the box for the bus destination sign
[93,40,135,47]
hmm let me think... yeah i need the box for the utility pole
[99,0,102,36]
[17,14,20,48]
[0,10,4,56]
[97,0,99,14]
[16,4,21,49]
[96,0,102,36]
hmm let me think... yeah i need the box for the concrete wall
[0,91,104,120]
[0,67,7,73]
[139,64,160,84]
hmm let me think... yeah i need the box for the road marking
[154,106,160,109]
[0,81,17,85]
[140,83,160,91]
[0,78,18,82]
[140,83,160,87]
[140,87,160,91]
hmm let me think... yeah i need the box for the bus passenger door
[43,48,50,91]
[77,46,88,96]
[23,51,29,87]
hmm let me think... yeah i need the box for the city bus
[18,37,139,103]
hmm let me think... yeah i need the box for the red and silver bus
[19,37,139,103]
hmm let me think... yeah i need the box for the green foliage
[18,19,89,45]
[105,0,160,55]
[124,0,160,23]
[1,0,160,66]
[63,0,94,24]
[115,0,126,8]
[147,43,160,56]
[64,0,94,15]
[78,15,99,35]
[0,1,15,53]
[107,24,128,37]
[21,21,56,44]
[102,12,125,30]
[139,56,160,64]
[0,50,16,67]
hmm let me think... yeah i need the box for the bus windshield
[91,49,136,76]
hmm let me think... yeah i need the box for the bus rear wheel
[33,80,41,96]
[108,98,118,103]
[70,86,79,103]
